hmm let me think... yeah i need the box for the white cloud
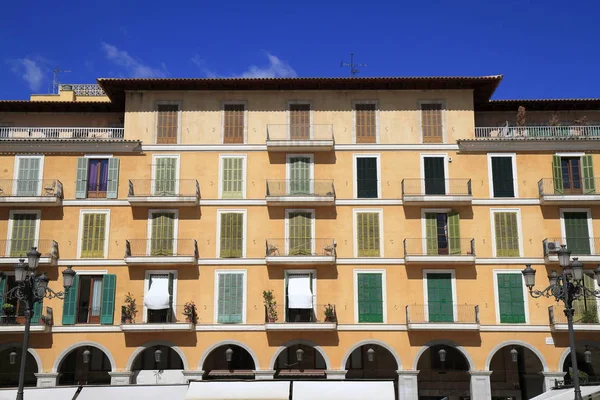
[191,55,217,78]
[101,42,167,78]
[192,52,297,78]
[11,58,44,91]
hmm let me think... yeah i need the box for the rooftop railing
[475,125,600,139]
[60,84,106,96]
[266,180,335,197]
[0,127,124,140]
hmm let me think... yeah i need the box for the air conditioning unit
[544,241,562,254]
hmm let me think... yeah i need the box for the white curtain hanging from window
[287,274,313,309]
[91,280,103,317]
[144,274,170,310]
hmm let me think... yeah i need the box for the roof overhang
[0,140,142,153]
[0,101,123,113]
[476,98,600,111]
[458,138,600,153]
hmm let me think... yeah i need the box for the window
[420,102,444,143]
[424,211,460,255]
[0,275,42,322]
[285,271,316,322]
[288,155,312,195]
[356,272,384,323]
[150,211,176,256]
[8,212,38,257]
[218,211,245,258]
[425,272,454,322]
[153,156,178,196]
[144,273,175,322]
[223,103,246,144]
[79,211,109,258]
[287,210,314,256]
[75,157,120,199]
[14,156,43,196]
[488,154,517,198]
[156,103,180,144]
[62,274,116,325]
[220,156,245,199]
[355,211,381,257]
[216,271,245,323]
[288,103,311,139]
[495,272,526,323]
[563,211,592,255]
[573,273,599,322]
[355,156,378,198]
[422,155,446,195]
[492,210,521,257]
[552,155,595,195]
[355,102,377,143]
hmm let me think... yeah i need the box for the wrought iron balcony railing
[266,124,334,141]
[121,303,196,324]
[406,304,480,324]
[401,178,472,196]
[124,239,199,258]
[266,180,335,197]
[475,125,600,139]
[265,238,336,257]
[403,238,475,256]
[128,179,200,198]
[264,303,337,324]
[0,179,63,198]
[0,240,58,259]
[538,178,600,196]
[549,304,600,325]
[0,127,124,140]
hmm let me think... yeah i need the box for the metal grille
[421,103,443,143]
[61,84,106,96]
[156,104,179,144]
[355,103,376,143]
[223,104,245,143]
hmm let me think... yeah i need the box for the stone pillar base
[469,371,492,400]
[253,370,276,380]
[325,370,347,380]
[109,371,133,385]
[397,370,419,400]
[35,373,59,387]
[542,371,566,392]
[183,370,205,382]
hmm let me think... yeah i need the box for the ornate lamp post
[2,248,75,400]
[522,245,600,400]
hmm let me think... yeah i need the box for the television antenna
[340,53,367,77]
[52,67,71,94]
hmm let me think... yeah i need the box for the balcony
[0,180,63,206]
[538,178,600,204]
[0,306,53,334]
[266,124,334,152]
[0,240,58,265]
[549,305,600,332]
[127,179,200,206]
[124,239,198,265]
[265,238,336,265]
[543,238,600,263]
[120,305,194,332]
[403,238,475,264]
[401,179,472,205]
[405,304,480,330]
[265,180,335,206]
[264,304,337,331]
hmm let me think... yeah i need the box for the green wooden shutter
[218,273,244,323]
[155,158,177,195]
[427,273,453,322]
[220,213,243,258]
[62,275,79,325]
[491,157,515,198]
[0,275,6,317]
[31,300,43,325]
[357,212,380,257]
[357,273,383,323]
[289,157,311,195]
[222,158,243,199]
[81,214,106,258]
[448,211,461,255]
[75,157,88,199]
[357,158,378,198]
[564,212,591,255]
[10,214,36,257]
[16,157,41,196]
[151,213,175,256]
[424,157,446,195]
[288,212,312,255]
[497,273,526,323]
[100,274,116,325]
[495,212,519,257]
[574,274,599,322]
[167,273,174,322]
[106,158,120,199]
[582,155,596,194]
[552,155,564,195]
[425,213,438,255]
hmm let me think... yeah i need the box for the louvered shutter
[491,157,515,198]
[10,214,36,257]
[106,158,120,199]
[151,213,175,256]
[425,213,438,255]
[495,212,519,257]
[223,104,245,144]
[357,158,378,198]
[582,155,596,194]
[357,273,383,323]
[357,213,380,257]
[222,158,243,199]
[0,276,6,317]
[289,104,310,139]
[289,157,311,195]
[100,274,116,325]
[288,212,312,255]
[62,275,79,325]
[16,157,41,196]
[167,273,174,322]
[448,211,461,255]
[427,273,453,322]
[355,104,376,144]
[220,213,243,258]
[552,155,564,195]
[497,273,526,323]
[564,212,591,255]
[32,300,43,325]
[75,157,88,199]
[218,273,244,323]
[81,214,106,258]
[154,158,177,195]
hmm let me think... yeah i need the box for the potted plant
[263,290,278,323]
[572,116,589,136]
[580,308,598,324]
[324,304,337,323]
[2,303,15,324]
[123,292,137,323]
[516,106,527,136]
[183,301,198,324]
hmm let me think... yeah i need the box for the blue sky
[1,0,599,100]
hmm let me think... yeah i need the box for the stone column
[542,371,566,392]
[182,370,204,382]
[397,370,419,400]
[469,371,492,400]
[109,371,133,385]
[254,370,276,380]
[35,372,59,387]
[325,370,347,380]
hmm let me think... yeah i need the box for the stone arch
[199,340,260,371]
[0,342,42,373]
[412,339,475,371]
[125,340,189,371]
[340,339,402,370]
[558,340,600,372]
[53,341,116,373]
[269,339,331,370]
[485,340,549,372]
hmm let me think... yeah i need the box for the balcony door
[77,275,103,324]
[287,211,313,256]
[285,272,314,322]
[288,156,311,195]
[150,212,175,256]
[15,157,41,196]
[425,212,460,255]
[426,273,453,323]
[289,104,311,140]
[561,157,583,194]
[154,157,177,196]
[564,212,590,255]
[423,157,446,195]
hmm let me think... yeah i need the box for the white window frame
[352,208,384,258]
[353,269,387,323]
[147,209,179,255]
[559,208,595,253]
[420,153,449,195]
[77,209,111,259]
[143,269,178,323]
[286,154,314,195]
[490,208,524,258]
[6,210,41,255]
[220,101,248,144]
[216,209,247,258]
[352,100,380,144]
[420,208,452,254]
[13,155,45,196]
[352,154,382,199]
[422,269,457,323]
[151,154,180,195]
[286,100,313,139]
[418,100,446,144]
[214,269,248,324]
[218,154,248,199]
[492,269,530,324]
[487,153,519,198]
[284,209,315,255]
[284,269,317,321]
[154,100,183,144]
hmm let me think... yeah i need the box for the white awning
[0,387,79,400]
[185,381,291,400]
[77,385,189,400]
[287,274,312,309]
[144,274,170,310]
[531,385,600,399]
[292,381,395,400]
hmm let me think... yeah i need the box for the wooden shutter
[357,273,383,323]
[106,158,120,199]
[552,155,564,195]
[427,273,453,322]
[582,155,596,194]
[289,157,311,195]
[491,157,515,198]
[167,273,174,322]
[0,275,6,317]
[288,212,312,255]
[220,213,243,257]
[356,157,378,198]
[151,212,175,256]
[357,212,380,257]
[425,213,439,256]
[218,273,244,323]
[100,274,116,325]
[62,275,79,325]
[16,157,41,196]
[156,104,179,144]
[355,103,376,143]
[10,213,36,257]
[154,158,177,195]
[223,104,245,144]
[564,212,591,255]
[497,273,526,323]
[421,103,443,143]
[75,157,89,199]
[289,104,310,139]
[32,300,43,324]
[448,211,461,255]
[424,157,446,195]
[574,274,599,322]
[495,212,520,257]
[81,213,106,258]
[222,158,243,199]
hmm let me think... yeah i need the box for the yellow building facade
[0,77,599,399]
